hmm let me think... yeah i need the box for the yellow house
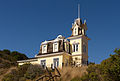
[17,6,90,69]
[18,35,71,69]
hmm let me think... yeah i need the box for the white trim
[41,35,65,45]
[36,52,64,58]
[67,35,90,40]
[67,35,82,39]
[17,59,38,63]
[71,54,88,57]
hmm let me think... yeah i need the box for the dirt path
[0,67,17,81]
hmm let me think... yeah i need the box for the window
[75,28,76,35]
[76,44,78,51]
[54,43,57,50]
[43,45,46,52]
[73,44,79,52]
[53,58,59,68]
[83,45,86,53]
[42,45,47,53]
[73,44,75,52]
[53,43,58,52]
[84,29,86,35]
[79,28,82,35]
[74,27,78,35]
[82,60,87,65]
[66,44,69,53]
[41,60,46,69]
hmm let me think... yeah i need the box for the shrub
[24,64,45,80]
[2,64,45,81]
[80,49,120,81]
[0,61,11,68]
[2,74,13,81]
[2,49,11,55]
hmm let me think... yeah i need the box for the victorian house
[17,6,90,68]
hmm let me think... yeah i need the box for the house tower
[68,4,90,66]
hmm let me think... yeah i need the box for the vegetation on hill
[0,49,28,68]
[2,64,45,81]
[0,49,28,80]
[60,66,87,81]
[71,48,120,81]
[1,48,120,81]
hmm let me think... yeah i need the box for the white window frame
[40,60,46,68]
[53,42,58,52]
[73,44,79,52]
[42,45,47,53]
[74,27,78,35]
[53,58,59,68]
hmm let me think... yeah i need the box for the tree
[81,48,120,81]
[11,51,28,61]
[100,48,120,81]
[2,49,11,55]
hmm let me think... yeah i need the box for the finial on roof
[78,4,80,18]
[84,19,86,24]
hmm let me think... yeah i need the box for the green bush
[80,48,120,81]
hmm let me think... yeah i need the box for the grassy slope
[0,49,28,81]
[60,66,87,81]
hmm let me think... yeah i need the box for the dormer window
[79,28,82,35]
[42,45,47,53]
[53,43,58,52]
[74,27,78,36]
[75,28,76,35]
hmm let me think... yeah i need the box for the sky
[0,0,120,64]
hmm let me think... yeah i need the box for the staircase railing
[36,66,61,81]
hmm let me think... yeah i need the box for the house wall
[63,53,71,66]
[72,55,82,66]
[18,53,71,69]
[37,55,63,68]
[70,37,82,55]
[82,36,89,65]
[18,60,38,65]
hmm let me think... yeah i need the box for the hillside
[0,49,28,68]
[0,49,28,81]
[0,49,120,81]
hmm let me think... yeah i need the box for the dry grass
[0,67,17,81]
[59,66,88,81]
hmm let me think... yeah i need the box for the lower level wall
[72,55,82,66]
[18,55,63,69]
[37,55,63,68]
[18,53,72,69]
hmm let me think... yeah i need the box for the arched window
[42,45,47,53]
[73,44,79,52]
[75,28,76,35]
